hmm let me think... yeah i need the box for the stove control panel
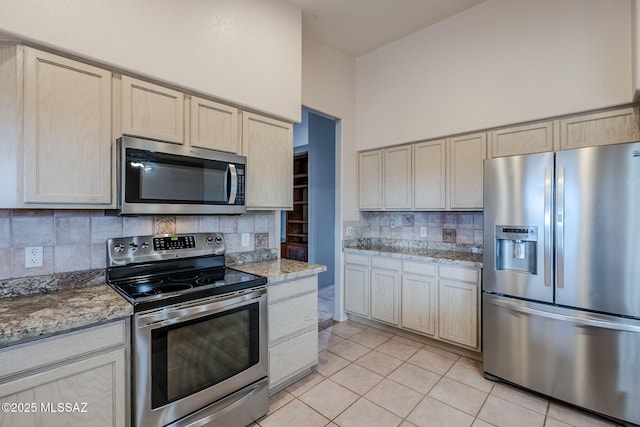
[107,232,225,266]
[153,235,196,251]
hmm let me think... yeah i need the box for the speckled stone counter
[231,258,327,283]
[0,270,133,347]
[344,239,483,269]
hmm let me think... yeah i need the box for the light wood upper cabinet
[358,150,384,210]
[558,106,640,150]
[489,121,556,158]
[242,112,293,210]
[448,132,486,209]
[189,96,240,153]
[384,146,412,209]
[121,75,184,144]
[413,139,446,209]
[23,48,113,205]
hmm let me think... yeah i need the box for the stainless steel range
[106,232,268,427]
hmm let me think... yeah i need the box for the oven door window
[150,302,260,408]
[125,148,231,205]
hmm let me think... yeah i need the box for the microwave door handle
[228,164,238,204]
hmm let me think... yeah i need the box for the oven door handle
[137,290,265,329]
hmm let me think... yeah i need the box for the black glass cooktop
[109,267,266,312]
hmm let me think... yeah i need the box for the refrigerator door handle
[544,167,552,287]
[487,297,640,333]
[556,166,565,289]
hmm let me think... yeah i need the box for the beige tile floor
[256,320,624,427]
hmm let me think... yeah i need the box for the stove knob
[114,243,126,253]
[129,242,139,251]
[215,237,222,245]
[141,242,149,249]
[206,237,214,245]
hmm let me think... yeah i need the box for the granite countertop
[231,258,327,284]
[0,270,133,347]
[344,239,483,269]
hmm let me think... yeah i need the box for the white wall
[0,0,301,122]
[356,0,633,150]
[634,0,640,99]
[302,38,358,221]
[301,37,357,321]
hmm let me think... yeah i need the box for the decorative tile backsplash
[344,211,483,248]
[0,209,277,280]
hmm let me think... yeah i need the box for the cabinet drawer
[402,260,436,276]
[439,266,479,284]
[268,275,317,304]
[344,253,369,266]
[269,293,317,344]
[371,257,401,270]
[269,330,318,389]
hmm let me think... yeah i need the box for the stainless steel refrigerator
[483,142,640,425]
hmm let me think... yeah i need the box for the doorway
[281,107,337,328]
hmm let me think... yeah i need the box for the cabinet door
[401,261,437,336]
[448,133,486,209]
[23,48,112,205]
[358,150,383,210]
[370,258,401,326]
[242,112,293,209]
[413,139,446,209]
[0,349,126,427]
[344,262,370,317]
[489,121,555,158]
[384,146,412,209]
[190,96,240,153]
[122,75,184,143]
[438,266,479,349]
[558,107,640,150]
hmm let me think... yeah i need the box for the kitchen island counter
[0,270,132,347]
[230,258,327,284]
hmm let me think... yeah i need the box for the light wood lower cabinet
[0,321,127,427]
[438,266,479,348]
[401,261,437,337]
[370,257,401,326]
[267,275,318,393]
[344,253,370,317]
[344,253,480,351]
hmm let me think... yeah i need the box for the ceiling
[285,0,487,57]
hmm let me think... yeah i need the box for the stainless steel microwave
[117,136,246,215]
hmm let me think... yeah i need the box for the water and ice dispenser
[495,226,538,274]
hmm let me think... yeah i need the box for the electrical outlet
[420,227,427,237]
[241,233,250,247]
[346,226,353,237]
[25,246,43,268]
